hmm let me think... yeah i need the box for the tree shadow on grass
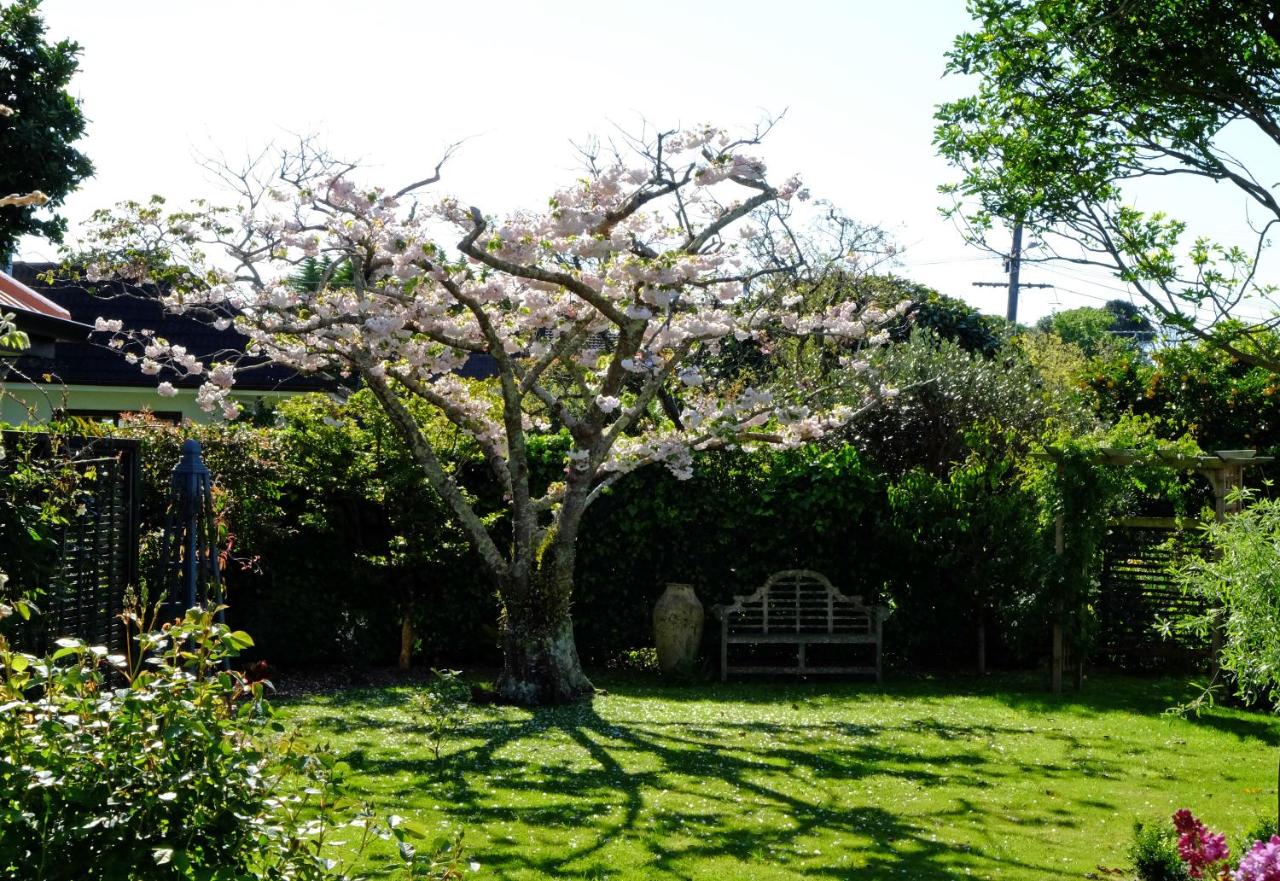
[305,689,1112,880]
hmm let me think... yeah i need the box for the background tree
[0,95,56,353]
[1036,300,1156,357]
[936,0,1280,370]
[72,126,905,704]
[1084,325,1280,458]
[872,276,1007,357]
[847,327,1094,475]
[0,0,92,262]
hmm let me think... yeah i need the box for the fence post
[160,439,222,619]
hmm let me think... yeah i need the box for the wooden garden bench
[714,570,889,683]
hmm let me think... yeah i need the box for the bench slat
[717,569,888,684]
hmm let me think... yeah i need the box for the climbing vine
[1028,415,1199,658]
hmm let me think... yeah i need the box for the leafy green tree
[1037,308,1118,358]
[936,0,1280,370]
[0,0,92,261]
[870,275,1007,356]
[849,328,1094,475]
[1036,300,1155,356]
[288,256,353,292]
[1084,327,1280,456]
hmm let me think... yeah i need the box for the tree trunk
[494,526,594,705]
[398,613,414,671]
[496,603,593,705]
[977,616,987,676]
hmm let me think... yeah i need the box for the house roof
[0,269,93,343]
[9,263,339,392]
[0,269,71,319]
[10,263,499,389]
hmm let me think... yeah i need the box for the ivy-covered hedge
[106,397,1073,672]
[14,323,1238,675]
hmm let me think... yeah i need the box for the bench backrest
[719,570,881,636]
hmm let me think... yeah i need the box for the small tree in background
[1036,301,1156,357]
[69,124,907,704]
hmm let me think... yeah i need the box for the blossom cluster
[1174,809,1230,879]
[1169,809,1280,881]
[1237,837,1280,881]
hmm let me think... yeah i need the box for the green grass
[278,674,1280,880]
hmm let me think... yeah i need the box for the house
[0,268,92,359]
[1,263,340,425]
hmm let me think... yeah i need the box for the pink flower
[1174,810,1230,879]
[1236,837,1280,881]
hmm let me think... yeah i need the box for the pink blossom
[1174,810,1230,879]
[1236,837,1280,881]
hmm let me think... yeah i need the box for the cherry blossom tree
[71,125,906,704]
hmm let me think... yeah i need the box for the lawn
[278,674,1280,880]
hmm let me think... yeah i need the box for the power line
[1038,262,1277,324]
[904,254,1004,267]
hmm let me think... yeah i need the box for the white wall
[0,383,295,425]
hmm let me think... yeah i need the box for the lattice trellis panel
[6,435,140,655]
[1095,522,1208,662]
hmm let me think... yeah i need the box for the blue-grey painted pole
[170,439,210,614]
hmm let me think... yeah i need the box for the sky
[18,0,1265,325]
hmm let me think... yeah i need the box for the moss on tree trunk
[494,533,594,705]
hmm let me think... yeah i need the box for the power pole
[1006,221,1023,323]
[972,220,1052,323]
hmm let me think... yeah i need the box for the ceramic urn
[653,582,704,674]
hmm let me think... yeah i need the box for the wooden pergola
[1038,447,1273,693]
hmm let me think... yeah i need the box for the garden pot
[653,583,704,674]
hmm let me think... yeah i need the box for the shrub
[1130,819,1190,881]
[416,669,472,761]
[1130,809,1280,881]
[115,394,492,669]
[1241,814,1280,856]
[0,605,382,879]
[1178,491,1280,706]
[0,427,100,614]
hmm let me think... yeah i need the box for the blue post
[161,439,222,618]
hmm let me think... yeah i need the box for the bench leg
[875,620,883,684]
[720,619,728,683]
[798,641,806,672]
